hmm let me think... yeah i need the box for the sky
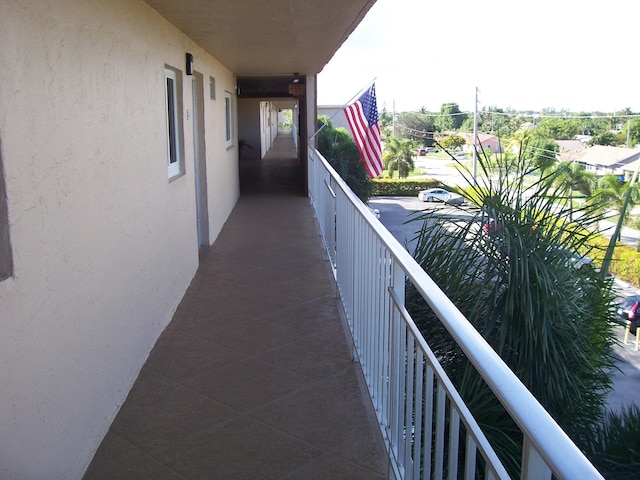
[317,0,640,114]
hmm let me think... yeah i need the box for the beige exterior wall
[0,1,239,478]
[318,106,350,133]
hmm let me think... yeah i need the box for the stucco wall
[318,106,350,133]
[0,1,239,478]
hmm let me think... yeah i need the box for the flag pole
[308,77,377,141]
[342,77,377,108]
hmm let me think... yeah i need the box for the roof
[556,140,586,153]
[460,132,500,145]
[579,145,640,169]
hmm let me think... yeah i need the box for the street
[413,155,470,187]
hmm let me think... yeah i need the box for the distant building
[318,105,350,133]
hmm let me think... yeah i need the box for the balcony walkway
[83,133,388,480]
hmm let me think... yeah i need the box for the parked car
[616,295,640,332]
[453,153,469,160]
[567,252,593,270]
[481,218,499,234]
[417,188,465,205]
[417,147,427,156]
[545,246,593,270]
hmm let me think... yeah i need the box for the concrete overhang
[143,0,377,77]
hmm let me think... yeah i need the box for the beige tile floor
[83,134,388,479]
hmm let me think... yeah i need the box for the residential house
[0,1,376,478]
[577,145,640,179]
[461,132,503,153]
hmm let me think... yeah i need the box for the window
[0,140,12,281]
[224,91,233,148]
[165,67,184,179]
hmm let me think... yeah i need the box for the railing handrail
[307,146,603,479]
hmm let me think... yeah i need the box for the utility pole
[473,86,479,184]
[392,99,396,137]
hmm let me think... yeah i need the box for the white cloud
[318,0,640,113]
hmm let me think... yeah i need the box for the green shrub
[578,235,640,287]
[372,179,441,196]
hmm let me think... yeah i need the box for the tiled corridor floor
[83,134,388,479]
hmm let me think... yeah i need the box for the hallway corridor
[83,134,388,479]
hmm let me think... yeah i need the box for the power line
[479,111,640,119]
[395,124,578,159]
[391,107,640,120]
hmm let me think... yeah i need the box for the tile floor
[83,134,388,479]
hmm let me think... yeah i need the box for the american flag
[344,83,383,178]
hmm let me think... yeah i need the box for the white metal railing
[307,147,604,480]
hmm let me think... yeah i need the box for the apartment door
[192,73,209,246]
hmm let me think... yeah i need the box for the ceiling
[143,0,377,77]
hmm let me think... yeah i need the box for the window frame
[165,67,184,179]
[224,91,233,149]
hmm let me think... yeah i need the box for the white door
[192,74,209,246]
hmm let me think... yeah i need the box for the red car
[482,218,499,234]
[617,295,640,333]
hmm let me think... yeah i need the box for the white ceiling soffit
[144,0,377,76]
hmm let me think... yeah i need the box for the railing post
[522,437,552,480]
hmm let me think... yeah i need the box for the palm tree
[405,147,620,475]
[383,136,416,178]
[553,161,596,221]
[508,129,560,174]
[596,174,640,222]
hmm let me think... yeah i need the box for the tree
[508,129,559,173]
[435,102,467,132]
[406,148,619,475]
[316,116,372,202]
[574,113,612,137]
[589,131,617,146]
[553,161,596,221]
[383,136,416,179]
[627,117,640,147]
[595,174,640,223]
[460,108,523,134]
[535,117,580,139]
[531,138,560,171]
[553,161,595,196]
[439,133,466,151]
[379,105,393,129]
[396,112,435,144]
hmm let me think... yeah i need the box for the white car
[417,188,465,205]
[545,246,593,270]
